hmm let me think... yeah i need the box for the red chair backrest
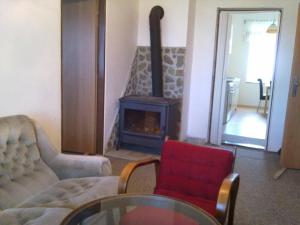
[155,140,235,201]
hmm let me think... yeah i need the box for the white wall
[104,0,139,150]
[181,0,196,140]
[0,0,61,150]
[187,0,300,152]
[137,0,190,47]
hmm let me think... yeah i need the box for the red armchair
[119,140,240,225]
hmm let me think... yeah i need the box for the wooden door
[280,6,300,169]
[62,0,104,155]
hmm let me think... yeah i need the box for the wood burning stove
[118,96,180,154]
[118,6,181,154]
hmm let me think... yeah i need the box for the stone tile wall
[125,46,185,98]
[107,46,186,151]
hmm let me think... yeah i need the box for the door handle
[292,77,299,97]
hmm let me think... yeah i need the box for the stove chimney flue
[149,6,164,97]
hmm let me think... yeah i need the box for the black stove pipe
[149,6,164,97]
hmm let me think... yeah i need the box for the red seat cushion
[120,206,199,225]
[154,140,234,216]
[154,188,217,216]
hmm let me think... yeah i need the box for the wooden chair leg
[257,100,261,112]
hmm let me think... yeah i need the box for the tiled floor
[223,107,267,147]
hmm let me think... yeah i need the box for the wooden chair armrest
[216,173,240,225]
[118,158,160,194]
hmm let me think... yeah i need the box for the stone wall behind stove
[107,46,186,151]
[125,46,185,98]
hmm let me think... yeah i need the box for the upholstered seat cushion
[154,189,216,216]
[0,159,59,210]
[154,141,234,217]
[18,176,119,209]
[0,207,71,225]
[155,141,234,202]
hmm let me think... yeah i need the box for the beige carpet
[108,148,300,225]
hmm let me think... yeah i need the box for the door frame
[61,0,106,155]
[280,5,300,169]
[208,8,283,150]
[96,0,106,155]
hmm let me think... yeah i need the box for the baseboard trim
[237,104,257,109]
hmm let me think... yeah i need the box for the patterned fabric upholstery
[0,115,119,225]
[154,140,234,216]
[0,116,59,210]
[0,207,71,225]
[19,176,119,209]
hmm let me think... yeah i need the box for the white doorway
[210,10,281,149]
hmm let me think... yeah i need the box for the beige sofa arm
[49,154,112,179]
[34,121,112,179]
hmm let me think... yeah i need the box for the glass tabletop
[61,194,221,225]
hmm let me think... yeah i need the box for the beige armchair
[0,115,118,225]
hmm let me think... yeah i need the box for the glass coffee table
[61,194,220,225]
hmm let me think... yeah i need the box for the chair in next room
[257,78,270,112]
